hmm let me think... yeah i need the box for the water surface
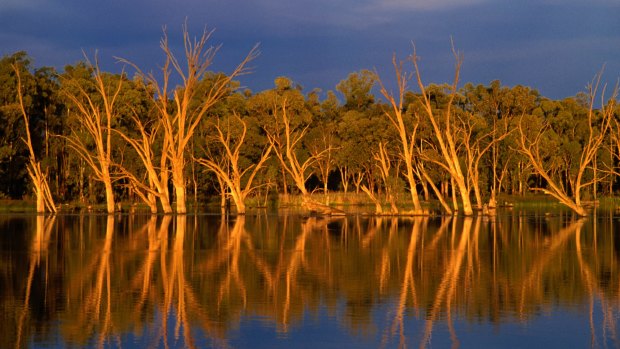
[1,209,619,348]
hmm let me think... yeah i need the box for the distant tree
[336,70,375,111]
[265,97,342,214]
[249,77,312,198]
[0,52,32,198]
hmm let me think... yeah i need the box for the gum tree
[517,72,616,216]
[197,113,272,214]
[61,57,121,214]
[121,24,258,213]
[13,64,56,213]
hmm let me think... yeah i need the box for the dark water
[1,209,620,348]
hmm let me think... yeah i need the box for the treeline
[1,28,618,215]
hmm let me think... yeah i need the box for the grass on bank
[3,192,619,214]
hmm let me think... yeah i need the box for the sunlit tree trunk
[338,166,349,194]
[416,163,452,214]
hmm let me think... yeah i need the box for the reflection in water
[1,212,620,348]
[15,215,56,349]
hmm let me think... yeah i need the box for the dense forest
[0,29,618,216]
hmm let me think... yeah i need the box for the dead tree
[459,112,512,209]
[13,64,56,213]
[266,99,344,215]
[376,56,426,215]
[410,44,474,215]
[61,54,120,214]
[197,114,272,214]
[516,72,616,216]
[120,24,258,213]
[361,142,399,214]
[114,112,172,213]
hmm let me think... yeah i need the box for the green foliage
[0,48,617,208]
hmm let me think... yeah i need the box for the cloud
[363,0,489,12]
[0,0,38,10]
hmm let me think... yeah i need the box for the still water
[1,209,620,348]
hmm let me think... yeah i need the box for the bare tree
[114,111,172,213]
[197,113,272,214]
[517,72,616,216]
[361,142,399,214]
[375,56,426,215]
[410,45,474,216]
[307,130,337,195]
[459,111,512,209]
[120,24,258,213]
[266,99,343,215]
[13,64,56,213]
[61,54,120,214]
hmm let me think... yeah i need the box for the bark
[361,185,384,214]
[417,164,453,215]
[173,169,187,214]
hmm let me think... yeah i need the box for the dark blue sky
[2,0,619,99]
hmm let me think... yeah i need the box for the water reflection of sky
[70,301,614,348]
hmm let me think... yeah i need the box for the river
[1,207,618,348]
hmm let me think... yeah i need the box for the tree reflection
[3,212,620,347]
[15,215,56,349]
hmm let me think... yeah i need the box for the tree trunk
[175,183,186,214]
[104,180,115,214]
[451,178,458,212]
[230,190,246,215]
[458,187,474,216]
[35,183,45,213]
[147,192,158,214]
